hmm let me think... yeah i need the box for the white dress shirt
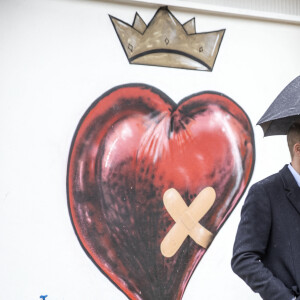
[288,163,300,187]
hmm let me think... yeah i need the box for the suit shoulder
[243,172,282,210]
[250,171,282,192]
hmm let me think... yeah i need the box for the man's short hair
[287,122,300,158]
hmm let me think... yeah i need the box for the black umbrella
[257,75,300,136]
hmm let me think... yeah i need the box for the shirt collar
[288,163,300,188]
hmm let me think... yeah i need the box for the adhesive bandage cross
[160,187,216,258]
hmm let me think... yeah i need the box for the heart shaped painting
[67,84,255,300]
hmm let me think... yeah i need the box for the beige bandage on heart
[160,187,216,258]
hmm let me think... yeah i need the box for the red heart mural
[67,84,255,300]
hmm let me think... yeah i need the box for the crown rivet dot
[128,44,133,52]
[199,46,203,52]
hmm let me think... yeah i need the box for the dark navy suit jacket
[232,165,300,300]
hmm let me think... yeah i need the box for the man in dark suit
[231,122,300,300]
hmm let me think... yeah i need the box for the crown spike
[133,13,147,34]
[183,18,196,35]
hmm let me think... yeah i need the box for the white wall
[186,0,300,16]
[0,0,299,299]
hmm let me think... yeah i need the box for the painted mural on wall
[110,7,225,71]
[67,83,255,300]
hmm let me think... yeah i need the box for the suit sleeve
[231,183,295,300]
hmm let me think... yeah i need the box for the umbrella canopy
[257,75,300,136]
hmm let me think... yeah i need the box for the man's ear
[294,143,300,157]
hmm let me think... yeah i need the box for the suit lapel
[280,165,300,215]
[287,190,300,215]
